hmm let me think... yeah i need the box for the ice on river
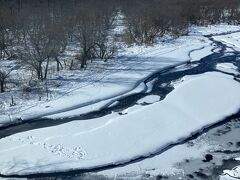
[137,95,161,104]
[0,72,240,176]
[216,63,239,76]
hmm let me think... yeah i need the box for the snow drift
[0,72,240,176]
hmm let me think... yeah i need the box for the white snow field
[216,63,239,75]
[0,72,240,176]
[0,33,213,126]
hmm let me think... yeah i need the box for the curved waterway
[0,32,240,179]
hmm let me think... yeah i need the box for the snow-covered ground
[0,24,240,179]
[190,24,240,36]
[136,95,161,104]
[98,136,212,179]
[0,72,240,176]
[0,29,214,126]
[213,31,240,51]
[2,24,240,126]
[215,63,239,75]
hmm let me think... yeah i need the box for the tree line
[0,0,240,94]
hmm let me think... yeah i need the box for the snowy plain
[0,72,240,176]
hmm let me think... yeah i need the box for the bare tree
[0,0,239,92]
[0,68,12,93]
[0,7,13,59]
[73,0,117,68]
[18,20,50,81]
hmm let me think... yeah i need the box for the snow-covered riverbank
[1,24,240,127]
[0,72,240,176]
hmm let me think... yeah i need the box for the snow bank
[145,78,157,93]
[137,95,161,104]
[213,32,240,51]
[216,63,239,75]
[190,45,214,62]
[47,82,147,119]
[98,141,211,178]
[189,24,240,36]
[0,72,240,176]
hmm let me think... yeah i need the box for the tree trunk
[37,61,43,81]
[69,60,74,70]
[81,58,86,69]
[55,57,63,71]
[44,57,50,80]
[0,48,2,59]
[37,69,42,81]
[0,81,4,93]
[57,59,60,72]
[81,50,87,69]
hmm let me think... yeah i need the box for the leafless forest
[0,0,240,94]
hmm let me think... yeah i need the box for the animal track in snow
[42,142,86,160]
[8,136,86,160]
